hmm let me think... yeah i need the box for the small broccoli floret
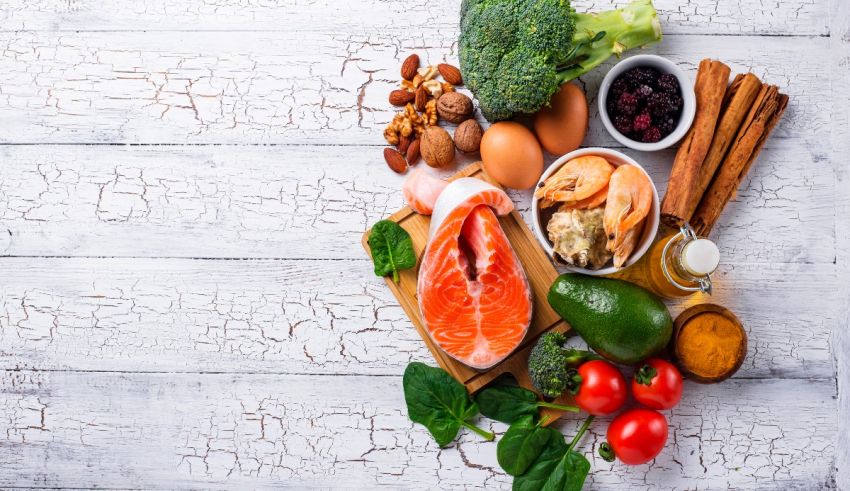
[528,332,600,398]
[459,0,662,121]
[528,332,571,398]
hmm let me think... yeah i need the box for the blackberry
[648,92,680,116]
[613,114,634,135]
[656,116,676,136]
[633,111,652,132]
[616,92,638,116]
[642,127,662,143]
[634,84,653,102]
[657,73,680,94]
[611,78,629,99]
[625,67,660,89]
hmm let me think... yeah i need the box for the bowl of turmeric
[671,304,747,383]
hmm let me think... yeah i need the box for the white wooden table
[0,1,847,489]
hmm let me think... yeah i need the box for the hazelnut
[454,119,483,153]
[420,126,455,168]
[436,92,473,124]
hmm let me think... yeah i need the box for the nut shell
[453,119,483,153]
[436,92,473,124]
[420,127,455,168]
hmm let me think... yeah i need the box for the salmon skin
[417,178,533,370]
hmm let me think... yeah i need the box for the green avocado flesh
[547,274,673,365]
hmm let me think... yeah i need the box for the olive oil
[643,224,718,298]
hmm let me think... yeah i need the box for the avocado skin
[547,274,673,365]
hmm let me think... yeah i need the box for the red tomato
[573,360,627,416]
[632,358,683,410]
[606,408,669,465]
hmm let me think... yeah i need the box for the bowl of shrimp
[531,147,660,276]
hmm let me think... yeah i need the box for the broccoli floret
[459,0,662,121]
[528,331,599,398]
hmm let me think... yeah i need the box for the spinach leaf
[476,384,578,424]
[512,415,594,491]
[512,429,568,491]
[403,362,494,446]
[540,451,590,491]
[497,415,552,476]
[368,219,416,283]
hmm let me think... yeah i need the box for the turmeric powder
[676,312,744,379]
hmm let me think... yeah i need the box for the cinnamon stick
[691,85,789,236]
[682,73,763,219]
[661,59,731,227]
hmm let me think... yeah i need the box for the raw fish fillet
[417,178,532,370]
[403,168,448,215]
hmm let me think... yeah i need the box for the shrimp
[535,156,614,204]
[611,218,644,268]
[604,165,653,263]
[558,184,608,211]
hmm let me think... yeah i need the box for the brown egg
[533,82,588,156]
[480,122,544,189]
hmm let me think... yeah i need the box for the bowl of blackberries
[598,55,696,151]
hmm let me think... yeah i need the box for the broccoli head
[527,331,599,398]
[459,0,662,121]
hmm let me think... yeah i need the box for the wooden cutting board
[361,162,575,422]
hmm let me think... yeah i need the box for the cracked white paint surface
[0,0,846,489]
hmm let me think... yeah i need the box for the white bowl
[531,148,660,276]
[598,54,696,152]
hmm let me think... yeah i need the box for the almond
[398,134,411,154]
[389,90,415,107]
[401,54,420,81]
[384,148,408,174]
[438,63,463,85]
[406,138,421,165]
[415,86,428,112]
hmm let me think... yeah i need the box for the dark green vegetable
[497,415,553,476]
[403,362,494,446]
[459,0,662,121]
[512,416,595,491]
[367,219,416,283]
[527,331,600,398]
[548,274,673,364]
[476,384,578,424]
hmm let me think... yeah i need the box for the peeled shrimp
[535,156,614,204]
[604,165,652,264]
[403,167,448,215]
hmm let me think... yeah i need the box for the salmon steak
[417,178,532,370]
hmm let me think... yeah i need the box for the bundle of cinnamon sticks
[660,59,789,235]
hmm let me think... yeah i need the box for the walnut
[441,82,455,93]
[383,113,405,145]
[436,92,474,124]
[453,119,483,153]
[400,79,416,93]
[420,126,455,168]
[424,99,438,126]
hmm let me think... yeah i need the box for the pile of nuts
[382,54,484,174]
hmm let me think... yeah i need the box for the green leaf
[541,451,590,491]
[368,220,416,283]
[498,415,553,476]
[512,429,568,491]
[476,385,540,424]
[476,385,578,424]
[403,362,493,447]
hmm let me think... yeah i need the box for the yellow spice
[677,312,743,378]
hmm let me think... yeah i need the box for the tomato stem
[567,415,595,453]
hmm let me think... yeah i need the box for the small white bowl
[598,54,696,152]
[532,148,660,276]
